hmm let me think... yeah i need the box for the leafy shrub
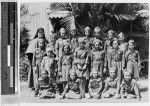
[20,57,31,82]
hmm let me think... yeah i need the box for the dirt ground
[19,79,149,103]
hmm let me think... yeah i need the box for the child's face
[119,35,125,41]
[92,73,98,79]
[42,73,48,79]
[128,43,135,49]
[46,49,52,56]
[25,55,28,60]
[64,46,70,53]
[113,41,118,49]
[38,32,44,38]
[109,71,116,78]
[107,40,111,46]
[108,31,113,38]
[95,30,100,37]
[70,73,76,80]
[124,74,131,82]
[71,30,76,37]
[79,42,84,48]
[38,40,44,48]
[95,43,100,49]
[85,30,90,37]
[60,30,66,38]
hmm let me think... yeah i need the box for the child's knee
[102,92,111,98]
[65,92,71,98]
[93,94,100,99]
[114,94,121,99]
[85,93,91,99]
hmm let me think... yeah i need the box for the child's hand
[103,68,107,74]
[83,64,87,70]
[76,79,80,82]
[77,64,81,69]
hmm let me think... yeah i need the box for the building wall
[21,3,54,41]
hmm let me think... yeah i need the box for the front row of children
[34,67,141,101]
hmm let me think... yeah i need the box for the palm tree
[48,3,148,36]
[48,3,89,35]
[88,3,148,32]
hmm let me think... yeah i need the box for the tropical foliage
[20,4,30,57]
[49,3,149,35]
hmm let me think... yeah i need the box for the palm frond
[59,15,75,30]
[50,3,72,11]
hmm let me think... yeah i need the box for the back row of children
[30,26,141,100]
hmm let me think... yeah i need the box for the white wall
[21,3,54,41]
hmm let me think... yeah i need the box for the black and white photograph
[19,2,149,103]
[1,1,149,105]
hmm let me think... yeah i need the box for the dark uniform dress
[26,38,47,88]
[87,78,103,99]
[120,79,141,99]
[83,36,93,51]
[74,47,90,97]
[104,38,113,52]
[55,38,71,80]
[35,76,59,99]
[70,37,78,53]
[102,77,120,98]
[59,53,74,82]
[119,42,128,53]
[41,56,57,80]
[55,38,70,59]
[91,37,103,49]
[62,78,81,99]
[125,50,141,79]
[104,38,113,70]
[32,48,45,88]
[91,50,105,76]
[74,47,90,79]
[110,48,124,81]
